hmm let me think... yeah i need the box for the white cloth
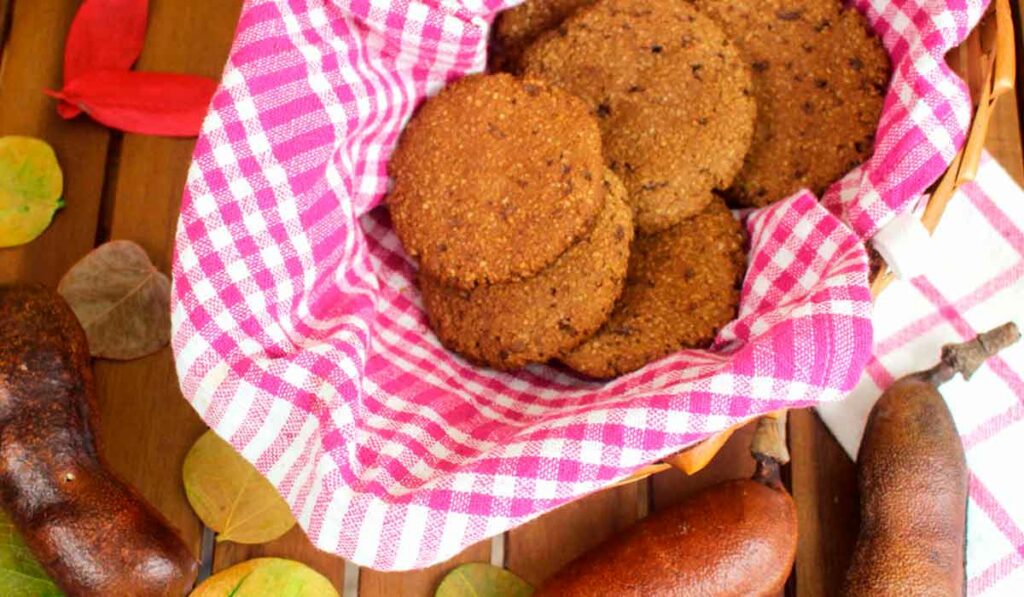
[819,154,1024,595]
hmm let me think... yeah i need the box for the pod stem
[923,322,1021,385]
[751,411,789,490]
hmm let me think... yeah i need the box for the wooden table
[1,2,1021,595]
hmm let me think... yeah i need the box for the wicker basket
[614,0,1019,485]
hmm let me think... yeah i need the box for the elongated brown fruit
[0,285,198,595]
[537,416,797,596]
[844,323,1020,596]
[844,377,966,595]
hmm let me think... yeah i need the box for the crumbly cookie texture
[490,0,596,72]
[389,73,606,289]
[522,0,756,233]
[693,0,891,207]
[561,197,746,379]
[421,172,633,371]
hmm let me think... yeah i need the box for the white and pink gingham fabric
[820,154,1024,596]
[171,0,984,568]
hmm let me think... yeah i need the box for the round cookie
[389,73,606,289]
[522,0,756,233]
[692,0,890,207]
[420,172,634,371]
[490,0,596,72]
[561,197,746,379]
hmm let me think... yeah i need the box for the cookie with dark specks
[389,73,606,289]
[490,0,596,72]
[420,172,633,370]
[522,0,755,233]
[561,197,746,378]
[693,0,891,207]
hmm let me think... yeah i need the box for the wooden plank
[788,408,859,597]
[360,541,491,596]
[97,0,241,267]
[505,483,642,588]
[90,0,242,561]
[651,419,757,511]
[0,0,11,48]
[0,0,109,286]
[989,91,1024,184]
[117,0,348,583]
[212,527,345,588]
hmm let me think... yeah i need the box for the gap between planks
[0,0,13,80]
[94,133,124,246]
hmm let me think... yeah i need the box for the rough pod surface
[844,375,967,596]
[0,285,198,596]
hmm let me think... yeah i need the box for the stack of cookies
[388,0,889,378]
[494,0,890,207]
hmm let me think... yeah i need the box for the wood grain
[360,541,491,596]
[989,91,1024,184]
[505,483,643,588]
[0,0,109,286]
[788,409,859,597]
[101,0,241,267]
[91,0,242,559]
[0,0,10,49]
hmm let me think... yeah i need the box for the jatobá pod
[0,285,198,595]
[844,322,1021,596]
[536,413,797,596]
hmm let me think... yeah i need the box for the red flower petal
[50,70,217,137]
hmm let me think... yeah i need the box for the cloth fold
[819,154,1024,596]
[171,0,985,568]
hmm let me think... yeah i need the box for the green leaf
[0,136,64,248]
[436,563,534,597]
[183,431,296,544]
[189,558,337,597]
[0,508,63,597]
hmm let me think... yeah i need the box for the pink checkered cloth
[171,0,985,569]
[820,154,1024,596]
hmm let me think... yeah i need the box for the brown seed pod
[536,413,797,596]
[843,322,1021,596]
[0,285,199,596]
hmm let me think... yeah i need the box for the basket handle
[871,0,1017,297]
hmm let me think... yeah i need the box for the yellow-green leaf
[0,136,64,248]
[189,558,337,597]
[0,508,63,597]
[435,563,534,597]
[183,431,296,544]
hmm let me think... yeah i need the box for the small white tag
[873,211,934,280]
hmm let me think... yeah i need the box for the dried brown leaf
[57,240,171,360]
